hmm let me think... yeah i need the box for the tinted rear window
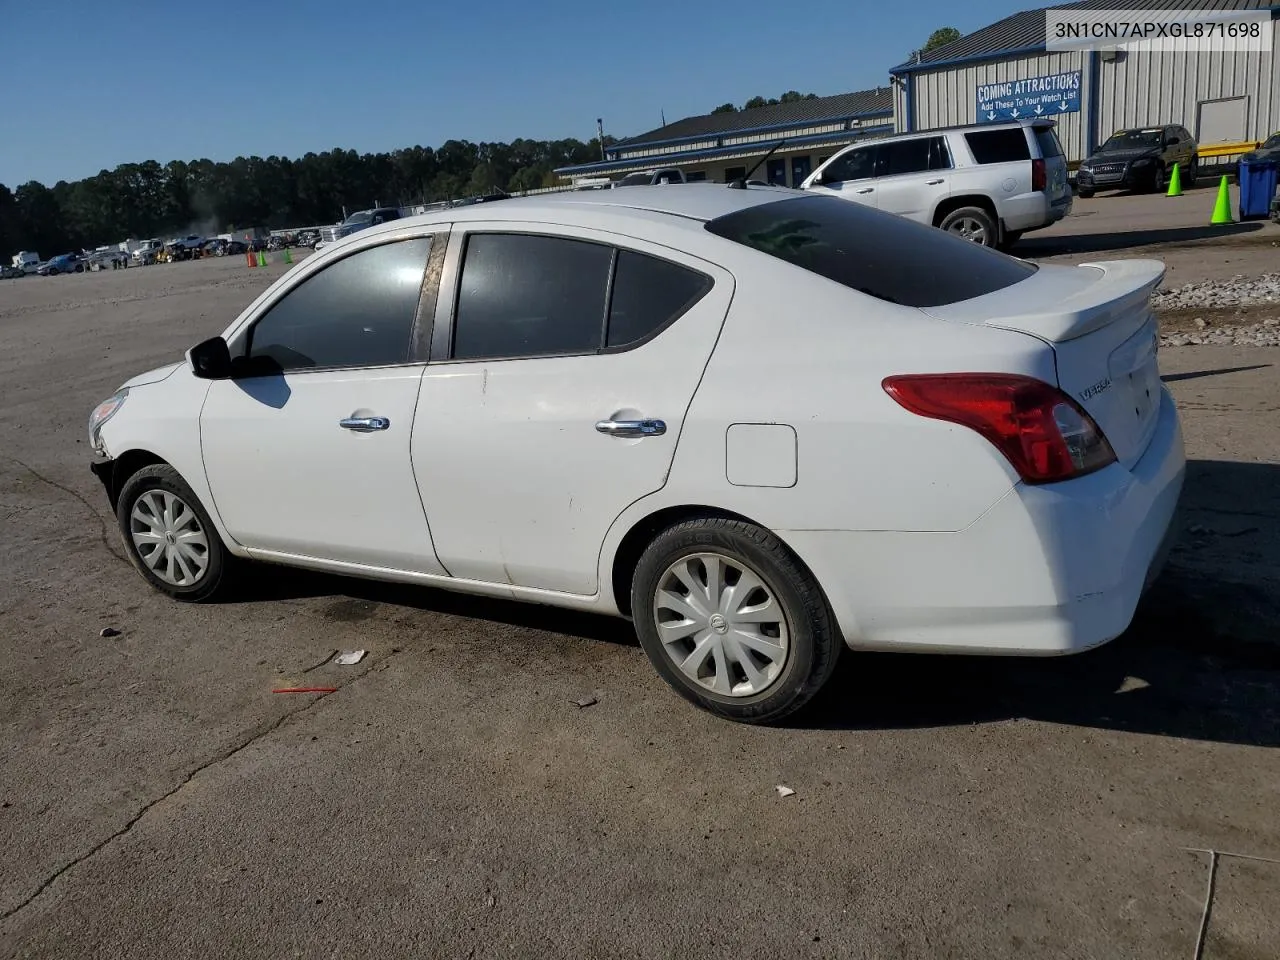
[1033,126,1064,158]
[703,195,1037,308]
[965,128,1032,164]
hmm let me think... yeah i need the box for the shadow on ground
[1020,220,1265,257]
[231,459,1280,747]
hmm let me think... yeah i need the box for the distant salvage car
[800,118,1072,249]
[38,254,84,275]
[1075,125,1199,196]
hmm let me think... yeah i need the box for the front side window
[450,234,713,360]
[823,146,877,183]
[246,237,432,372]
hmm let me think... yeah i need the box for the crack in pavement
[2,455,127,565]
[0,653,400,928]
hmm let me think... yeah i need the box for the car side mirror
[188,336,232,380]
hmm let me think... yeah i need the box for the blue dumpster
[1238,158,1278,219]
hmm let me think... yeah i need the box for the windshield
[342,211,374,226]
[1263,134,1280,150]
[1101,129,1163,151]
[704,195,1036,308]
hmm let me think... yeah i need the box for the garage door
[1197,97,1249,143]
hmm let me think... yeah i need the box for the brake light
[1032,158,1047,191]
[882,373,1116,483]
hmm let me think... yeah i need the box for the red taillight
[882,373,1116,484]
[1031,158,1047,191]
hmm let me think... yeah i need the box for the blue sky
[1,0,1027,187]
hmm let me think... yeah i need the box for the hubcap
[652,552,790,698]
[949,217,988,243]
[129,490,210,587]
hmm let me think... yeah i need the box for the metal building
[889,0,1280,163]
[555,89,894,188]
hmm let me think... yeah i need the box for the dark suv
[1075,125,1198,196]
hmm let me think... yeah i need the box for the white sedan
[87,184,1185,723]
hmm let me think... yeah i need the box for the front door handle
[927,178,945,185]
[595,418,666,438]
[339,416,390,432]
[855,187,874,194]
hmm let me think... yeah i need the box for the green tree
[922,26,961,53]
[710,102,737,114]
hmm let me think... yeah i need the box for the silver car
[801,119,1072,249]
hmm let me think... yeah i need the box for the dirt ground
[1,203,1278,959]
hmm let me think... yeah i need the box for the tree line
[0,57,966,262]
[0,137,614,260]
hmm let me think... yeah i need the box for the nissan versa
[87,185,1186,724]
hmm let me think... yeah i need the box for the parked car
[317,207,403,249]
[12,250,41,273]
[38,254,83,275]
[86,185,1184,724]
[1075,125,1199,197]
[800,119,1072,249]
[1241,130,1280,164]
[0,264,26,279]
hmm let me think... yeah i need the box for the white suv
[800,119,1072,249]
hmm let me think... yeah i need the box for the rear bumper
[1001,192,1071,232]
[785,387,1186,656]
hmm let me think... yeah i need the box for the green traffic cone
[1166,161,1182,197]
[257,250,267,267]
[283,247,293,264]
[1210,175,1233,224]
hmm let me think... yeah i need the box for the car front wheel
[631,518,840,724]
[116,464,234,601]
[939,206,998,247]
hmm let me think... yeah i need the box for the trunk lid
[921,259,1166,469]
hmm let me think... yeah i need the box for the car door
[804,144,879,207]
[199,233,449,574]
[411,225,734,595]
[872,136,951,223]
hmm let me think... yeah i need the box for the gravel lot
[2,210,1278,959]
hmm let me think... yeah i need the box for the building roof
[616,88,894,148]
[891,0,1279,73]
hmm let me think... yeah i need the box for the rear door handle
[595,418,666,438]
[855,188,874,194]
[339,416,390,432]
[926,178,945,185]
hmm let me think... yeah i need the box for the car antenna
[728,138,787,189]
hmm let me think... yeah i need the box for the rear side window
[877,137,949,176]
[247,237,431,372]
[452,234,611,360]
[704,195,1037,308]
[1032,126,1064,158]
[450,234,713,360]
[606,251,712,348]
[965,128,1032,164]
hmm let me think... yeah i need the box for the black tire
[1149,164,1166,193]
[1185,160,1198,186]
[74,264,84,273]
[1077,188,1095,199]
[46,267,58,276]
[631,518,841,724]
[116,464,235,602]
[938,205,998,247]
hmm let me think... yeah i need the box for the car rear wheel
[74,264,84,273]
[116,464,235,602]
[1077,188,1095,199]
[631,518,840,724]
[939,206,998,247]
